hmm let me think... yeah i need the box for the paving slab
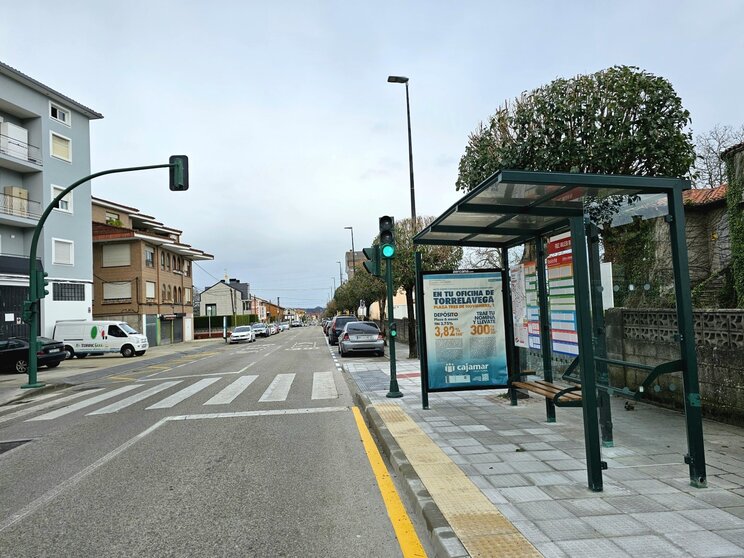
[343,342,744,556]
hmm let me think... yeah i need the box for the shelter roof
[414,170,689,249]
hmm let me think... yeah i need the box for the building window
[166,255,171,271]
[52,238,74,265]
[50,132,72,162]
[50,102,71,126]
[53,283,85,301]
[51,185,73,213]
[205,303,217,316]
[184,288,192,304]
[145,246,155,268]
[162,285,166,301]
[103,281,132,301]
[167,285,172,301]
[102,244,131,267]
[160,252,165,270]
[146,281,156,299]
[184,261,190,277]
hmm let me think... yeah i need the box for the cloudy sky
[2,1,743,308]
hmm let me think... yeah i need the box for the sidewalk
[0,338,222,408]
[344,342,744,558]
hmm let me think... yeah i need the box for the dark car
[0,337,66,374]
[328,315,357,346]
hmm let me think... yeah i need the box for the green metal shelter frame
[413,170,707,492]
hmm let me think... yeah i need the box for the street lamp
[344,226,355,278]
[337,261,343,286]
[387,75,416,225]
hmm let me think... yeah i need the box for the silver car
[338,321,384,357]
[229,325,255,343]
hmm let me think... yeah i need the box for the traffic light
[21,300,35,324]
[169,155,189,191]
[379,215,395,258]
[36,270,49,299]
[389,322,397,338]
[362,246,380,277]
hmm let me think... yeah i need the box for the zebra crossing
[20,371,340,422]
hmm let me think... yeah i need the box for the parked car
[0,337,66,374]
[251,323,269,337]
[338,321,385,357]
[328,315,358,346]
[229,325,255,344]
[280,322,290,331]
[271,323,280,334]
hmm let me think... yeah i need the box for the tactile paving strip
[374,402,542,557]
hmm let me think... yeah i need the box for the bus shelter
[413,170,707,492]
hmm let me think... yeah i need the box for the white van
[53,320,149,359]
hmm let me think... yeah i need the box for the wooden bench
[511,379,582,408]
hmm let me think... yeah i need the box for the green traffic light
[381,244,395,258]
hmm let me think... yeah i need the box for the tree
[390,216,463,358]
[333,269,386,318]
[693,124,744,189]
[456,65,696,194]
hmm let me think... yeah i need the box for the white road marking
[138,371,243,382]
[0,390,104,425]
[204,375,258,405]
[311,372,338,400]
[27,386,140,421]
[87,381,182,415]
[258,373,295,402]
[146,378,220,409]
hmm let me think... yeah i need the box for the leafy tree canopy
[456,65,696,195]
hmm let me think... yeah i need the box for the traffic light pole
[385,256,402,398]
[22,162,181,389]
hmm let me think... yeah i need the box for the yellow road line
[352,406,427,558]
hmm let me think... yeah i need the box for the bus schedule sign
[421,271,508,391]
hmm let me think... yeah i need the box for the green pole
[668,188,707,488]
[385,256,402,398]
[570,216,603,491]
[21,163,174,389]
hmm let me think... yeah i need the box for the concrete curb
[352,390,469,558]
[0,381,75,408]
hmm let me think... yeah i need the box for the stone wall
[605,308,744,424]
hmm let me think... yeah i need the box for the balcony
[0,190,42,227]
[0,130,42,173]
[0,253,42,276]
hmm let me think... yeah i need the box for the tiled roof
[722,142,744,159]
[92,222,134,239]
[683,184,727,206]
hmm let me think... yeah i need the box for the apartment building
[91,197,213,345]
[0,61,102,338]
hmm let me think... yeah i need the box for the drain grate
[0,439,32,456]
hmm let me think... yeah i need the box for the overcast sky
[2,1,743,308]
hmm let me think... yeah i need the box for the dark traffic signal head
[379,215,395,258]
[36,270,49,299]
[169,155,189,191]
[362,246,381,277]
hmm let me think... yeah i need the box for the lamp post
[332,277,336,293]
[337,261,343,286]
[387,75,416,224]
[344,226,355,279]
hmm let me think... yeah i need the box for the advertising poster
[547,233,579,356]
[524,262,541,350]
[509,265,528,348]
[422,271,508,390]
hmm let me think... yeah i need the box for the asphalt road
[0,327,411,557]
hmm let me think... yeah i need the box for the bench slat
[512,381,582,401]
